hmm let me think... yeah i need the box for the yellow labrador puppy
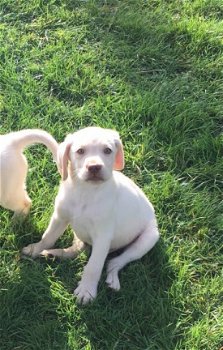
[0,129,58,215]
[22,127,159,304]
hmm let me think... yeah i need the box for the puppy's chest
[67,197,102,243]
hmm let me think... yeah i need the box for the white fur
[0,129,58,215]
[22,127,160,304]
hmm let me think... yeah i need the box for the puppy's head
[58,127,124,182]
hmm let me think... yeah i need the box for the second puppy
[0,129,58,215]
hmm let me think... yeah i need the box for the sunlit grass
[0,1,222,349]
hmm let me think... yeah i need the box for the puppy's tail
[9,129,58,161]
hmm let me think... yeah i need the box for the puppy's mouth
[86,174,105,182]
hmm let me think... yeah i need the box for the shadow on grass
[37,236,180,350]
[0,260,69,350]
[0,215,69,350]
[74,239,179,350]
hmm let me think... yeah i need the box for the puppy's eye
[76,148,85,155]
[104,147,112,155]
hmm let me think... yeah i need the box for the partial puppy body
[0,129,58,215]
[22,127,160,304]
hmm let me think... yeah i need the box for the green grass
[0,0,223,349]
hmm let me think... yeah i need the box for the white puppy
[22,127,160,304]
[0,129,58,215]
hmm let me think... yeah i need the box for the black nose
[88,164,102,174]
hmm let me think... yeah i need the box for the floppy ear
[114,138,125,171]
[57,136,72,181]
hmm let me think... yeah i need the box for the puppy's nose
[87,164,102,174]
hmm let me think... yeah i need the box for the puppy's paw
[40,250,56,259]
[14,199,32,218]
[22,242,44,258]
[74,281,97,305]
[41,249,57,257]
[21,201,31,215]
[106,258,121,290]
[106,270,120,291]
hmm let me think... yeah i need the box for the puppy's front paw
[22,242,44,258]
[74,281,97,305]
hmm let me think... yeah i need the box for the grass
[0,0,222,349]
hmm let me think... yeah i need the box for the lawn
[0,0,222,349]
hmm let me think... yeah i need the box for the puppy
[22,127,160,304]
[0,129,58,215]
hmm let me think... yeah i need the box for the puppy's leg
[22,212,68,258]
[74,233,112,304]
[3,151,31,215]
[106,220,159,291]
[13,191,32,217]
[41,238,86,259]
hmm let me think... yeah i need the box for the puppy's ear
[114,137,125,171]
[58,135,72,181]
